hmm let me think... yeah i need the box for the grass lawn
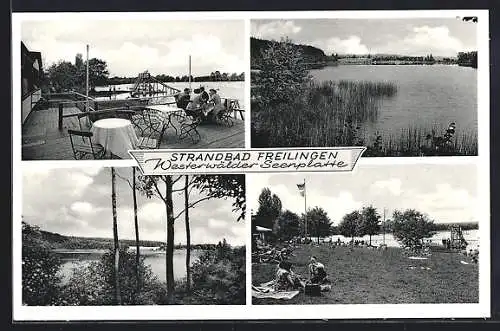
[252,244,478,304]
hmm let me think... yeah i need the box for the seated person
[206,88,226,120]
[175,88,191,110]
[185,91,209,119]
[308,256,328,284]
[274,261,305,291]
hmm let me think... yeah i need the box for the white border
[13,9,490,320]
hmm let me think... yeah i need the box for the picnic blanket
[252,280,300,300]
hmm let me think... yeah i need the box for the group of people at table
[86,86,226,159]
[175,86,226,122]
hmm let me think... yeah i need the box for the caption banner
[129,147,366,175]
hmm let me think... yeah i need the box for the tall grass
[252,80,397,147]
[252,79,477,156]
[363,125,478,157]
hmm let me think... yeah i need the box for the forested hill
[251,37,327,69]
[22,222,164,250]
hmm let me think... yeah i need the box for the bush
[60,248,166,305]
[22,244,63,306]
[189,241,245,305]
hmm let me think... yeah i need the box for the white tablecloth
[91,118,138,159]
[145,105,184,122]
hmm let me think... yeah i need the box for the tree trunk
[184,176,191,292]
[369,234,372,246]
[132,167,140,299]
[111,167,121,305]
[317,221,320,245]
[165,176,175,304]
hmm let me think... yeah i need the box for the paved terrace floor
[22,106,246,160]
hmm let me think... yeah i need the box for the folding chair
[136,121,167,149]
[179,108,202,144]
[68,129,105,160]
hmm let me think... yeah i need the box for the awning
[255,226,272,232]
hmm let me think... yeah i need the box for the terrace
[22,92,245,160]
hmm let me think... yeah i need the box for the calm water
[326,229,479,250]
[310,65,477,140]
[56,248,202,284]
[95,81,245,105]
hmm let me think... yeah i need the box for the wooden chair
[68,129,105,160]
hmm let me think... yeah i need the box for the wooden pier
[22,105,245,160]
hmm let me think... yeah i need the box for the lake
[310,65,477,141]
[56,248,203,284]
[95,81,245,106]
[326,229,479,251]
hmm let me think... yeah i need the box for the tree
[253,187,282,229]
[303,207,333,243]
[338,210,362,243]
[360,206,381,246]
[254,36,311,107]
[183,175,191,292]
[137,175,178,303]
[47,61,79,92]
[110,167,121,305]
[273,209,301,241]
[132,167,140,296]
[137,174,246,303]
[85,58,109,88]
[392,209,436,250]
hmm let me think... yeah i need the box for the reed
[363,125,478,157]
[252,80,397,147]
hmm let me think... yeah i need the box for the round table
[90,118,138,159]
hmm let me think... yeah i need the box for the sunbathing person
[308,256,328,284]
[274,261,305,291]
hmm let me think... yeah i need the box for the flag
[297,183,305,197]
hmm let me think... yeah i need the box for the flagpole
[188,55,192,91]
[304,178,307,242]
[86,44,89,111]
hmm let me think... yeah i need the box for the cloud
[371,178,402,196]
[376,25,470,57]
[412,183,476,223]
[70,201,94,215]
[252,20,302,39]
[22,20,244,77]
[313,36,369,55]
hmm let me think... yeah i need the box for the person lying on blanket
[308,256,329,284]
[274,261,305,291]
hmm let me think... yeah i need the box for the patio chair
[178,108,202,144]
[213,99,234,127]
[76,112,92,131]
[68,129,105,160]
[136,121,167,149]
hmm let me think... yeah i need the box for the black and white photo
[251,17,479,156]
[21,166,246,305]
[251,164,484,304]
[20,18,246,160]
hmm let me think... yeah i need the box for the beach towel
[252,281,300,300]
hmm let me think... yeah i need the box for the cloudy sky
[22,166,245,245]
[251,18,477,57]
[22,19,245,77]
[249,164,478,225]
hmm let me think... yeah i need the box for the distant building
[21,41,43,124]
